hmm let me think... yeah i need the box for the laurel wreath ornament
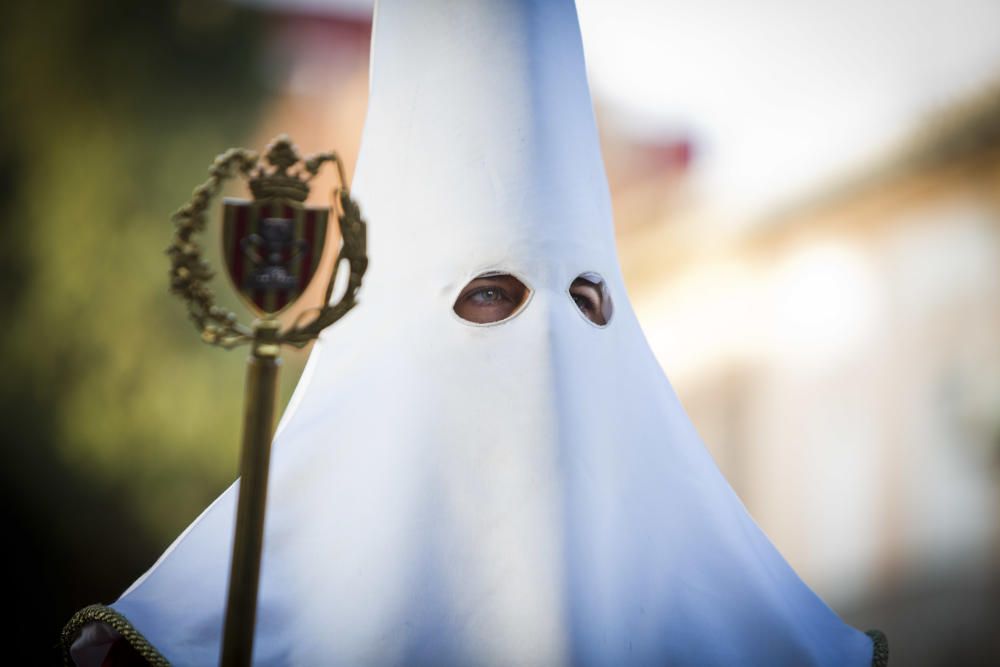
[166,136,368,349]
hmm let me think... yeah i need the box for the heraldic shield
[222,198,329,315]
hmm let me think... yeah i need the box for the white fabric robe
[74,1,878,664]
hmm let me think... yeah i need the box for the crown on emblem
[249,135,311,202]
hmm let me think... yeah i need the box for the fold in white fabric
[84,1,876,664]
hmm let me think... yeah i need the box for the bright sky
[248,0,1000,218]
[576,0,1000,218]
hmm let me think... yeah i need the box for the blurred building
[623,89,1000,665]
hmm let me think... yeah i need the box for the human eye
[569,274,612,326]
[453,273,531,324]
[468,286,511,305]
[570,289,597,314]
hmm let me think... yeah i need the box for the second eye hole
[569,273,612,326]
[453,273,531,324]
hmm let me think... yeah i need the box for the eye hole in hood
[569,273,612,326]
[453,273,531,325]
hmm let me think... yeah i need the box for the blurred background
[1,0,997,664]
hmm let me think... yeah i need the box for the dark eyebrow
[570,278,602,295]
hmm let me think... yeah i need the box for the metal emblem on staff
[166,135,368,667]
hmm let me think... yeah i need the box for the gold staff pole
[220,319,281,667]
[167,136,368,667]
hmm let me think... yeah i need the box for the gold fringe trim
[61,604,170,667]
[59,603,888,667]
[866,628,890,667]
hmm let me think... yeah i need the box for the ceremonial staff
[167,135,368,667]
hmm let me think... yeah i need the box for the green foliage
[0,1,308,658]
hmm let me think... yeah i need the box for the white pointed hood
[99,1,876,665]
